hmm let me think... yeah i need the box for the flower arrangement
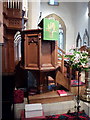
[65,48,88,71]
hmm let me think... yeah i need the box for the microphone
[39,12,42,18]
[37,12,42,28]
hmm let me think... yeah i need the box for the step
[28,91,74,104]
[71,84,86,95]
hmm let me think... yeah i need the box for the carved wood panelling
[2,2,22,74]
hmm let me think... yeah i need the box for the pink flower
[66,52,73,55]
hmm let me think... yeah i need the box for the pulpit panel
[26,36,38,68]
[41,41,54,68]
[24,34,39,69]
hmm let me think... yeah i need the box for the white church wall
[40,2,88,51]
[74,2,88,46]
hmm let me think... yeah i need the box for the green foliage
[65,48,89,71]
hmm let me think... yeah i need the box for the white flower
[65,47,88,69]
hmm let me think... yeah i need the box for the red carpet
[46,111,90,120]
[21,110,90,120]
[71,80,85,87]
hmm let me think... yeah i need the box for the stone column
[27,1,40,29]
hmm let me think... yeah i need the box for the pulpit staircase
[56,47,70,91]
[45,46,71,91]
[28,47,75,104]
[56,47,86,94]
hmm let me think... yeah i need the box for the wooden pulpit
[21,29,59,93]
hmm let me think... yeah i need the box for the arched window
[45,13,66,51]
[59,24,64,50]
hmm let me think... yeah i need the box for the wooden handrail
[58,52,62,56]
[58,47,65,73]
[58,47,65,54]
